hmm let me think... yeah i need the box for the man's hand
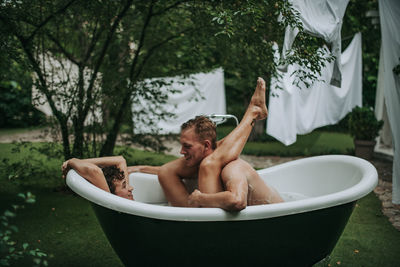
[127,166,142,173]
[127,165,160,174]
[188,189,202,207]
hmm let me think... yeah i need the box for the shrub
[0,192,48,267]
[0,81,46,128]
[348,106,383,141]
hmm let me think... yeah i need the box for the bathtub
[66,155,377,267]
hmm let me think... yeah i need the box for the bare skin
[64,78,284,209]
[197,77,268,194]
[62,156,134,200]
[154,77,283,210]
[188,159,283,210]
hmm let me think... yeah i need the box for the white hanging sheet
[279,0,350,87]
[378,0,400,204]
[267,33,362,146]
[132,68,226,134]
[32,53,102,125]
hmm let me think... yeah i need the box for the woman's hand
[188,189,202,207]
[61,158,73,179]
[127,166,142,173]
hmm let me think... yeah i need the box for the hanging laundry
[132,68,226,134]
[267,33,362,146]
[279,0,350,87]
[378,0,400,204]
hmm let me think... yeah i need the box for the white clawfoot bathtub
[66,155,378,266]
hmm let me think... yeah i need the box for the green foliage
[342,0,380,107]
[348,106,383,141]
[0,192,48,267]
[0,142,63,189]
[217,126,354,157]
[243,131,354,157]
[0,22,45,128]
[0,79,45,129]
[0,0,332,158]
[314,193,400,267]
[1,141,400,266]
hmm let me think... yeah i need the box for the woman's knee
[200,155,223,171]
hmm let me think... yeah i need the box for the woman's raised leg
[198,77,268,193]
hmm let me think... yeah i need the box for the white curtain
[279,0,350,87]
[132,68,226,134]
[378,0,400,204]
[267,33,362,146]
[32,53,102,125]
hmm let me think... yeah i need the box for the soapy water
[280,192,309,202]
[150,191,308,207]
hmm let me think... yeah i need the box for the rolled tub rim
[66,155,378,222]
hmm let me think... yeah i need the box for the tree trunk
[72,116,84,158]
[59,120,71,160]
[100,93,131,156]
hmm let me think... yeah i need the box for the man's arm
[157,158,197,207]
[62,158,110,192]
[127,165,160,174]
[188,176,248,211]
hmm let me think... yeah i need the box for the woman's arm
[62,158,110,192]
[80,156,126,168]
[188,176,248,211]
[80,156,129,182]
[127,165,161,174]
[188,190,247,211]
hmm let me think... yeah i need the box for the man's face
[113,177,133,200]
[180,127,207,167]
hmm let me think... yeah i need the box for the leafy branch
[0,193,48,267]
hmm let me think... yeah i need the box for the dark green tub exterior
[92,201,356,267]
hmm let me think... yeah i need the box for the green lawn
[0,126,46,136]
[0,135,399,266]
[1,188,399,266]
[217,126,354,156]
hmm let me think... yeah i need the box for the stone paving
[374,179,400,231]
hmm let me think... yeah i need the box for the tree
[0,0,329,158]
[208,1,333,139]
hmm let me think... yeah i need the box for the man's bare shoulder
[161,157,198,179]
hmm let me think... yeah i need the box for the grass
[321,193,400,266]
[2,187,399,266]
[217,126,354,156]
[0,189,123,267]
[0,133,398,266]
[0,142,176,267]
[0,126,46,136]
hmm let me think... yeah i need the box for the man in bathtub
[62,77,283,210]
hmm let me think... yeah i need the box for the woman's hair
[101,165,124,193]
[181,115,217,149]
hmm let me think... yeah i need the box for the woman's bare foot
[249,77,268,120]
